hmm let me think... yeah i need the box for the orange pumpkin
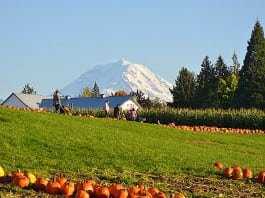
[75,190,90,198]
[85,179,96,185]
[45,180,61,195]
[258,171,265,183]
[96,187,110,198]
[109,183,124,197]
[224,167,233,178]
[12,175,30,188]
[35,177,48,191]
[232,166,243,179]
[115,189,128,198]
[56,177,67,188]
[81,180,94,195]
[128,185,140,198]
[214,162,224,170]
[11,169,24,180]
[138,184,145,196]
[243,168,253,179]
[147,187,159,196]
[62,181,76,196]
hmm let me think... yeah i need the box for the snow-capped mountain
[60,59,173,102]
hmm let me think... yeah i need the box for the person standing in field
[114,104,121,120]
[103,99,110,117]
[129,107,137,121]
[53,89,61,113]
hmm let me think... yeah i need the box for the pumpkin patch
[1,106,265,197]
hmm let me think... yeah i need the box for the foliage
[130,90,152,108]
[195,56,215,108]
[234,20,265,108]
[79,86,92,97]
[169,67,196,108]
[21,83,36,94]
[150,97,167,109]
[79,82,100,98]
[169,21,265,109]
[138,108,265,130]
[68,107,265,130]
[214,56,232,108]
[91,82,100,97]
[217,73,238,108]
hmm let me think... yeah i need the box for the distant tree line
[169,20,265,109]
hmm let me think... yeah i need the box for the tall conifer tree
[169,67,196,108]
[195,56,215,108]
[215,55,230,79]
[214,56,230,108]
[91,82,100,97]
[234,20,265,108]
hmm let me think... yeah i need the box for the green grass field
[0,107,265,197]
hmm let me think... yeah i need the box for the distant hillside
[60,59,173,102]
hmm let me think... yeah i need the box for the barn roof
[40,95,141,109]
[1,93,52,109]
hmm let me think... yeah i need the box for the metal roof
[40,95,141,109]
[1,93,52,109]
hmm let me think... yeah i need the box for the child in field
[129,108,137,121]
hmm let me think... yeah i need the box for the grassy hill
[0,107,265,197]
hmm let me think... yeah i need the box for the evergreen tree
[215,55,230,79]
[79,86,92,97]
[195,56,215,108]
[21,83,36,94]
[234,20,265,108]
[169,67,196,108]
[214,55,231,108]
[91,82,100,97]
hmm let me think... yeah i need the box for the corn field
[70,108,265,130]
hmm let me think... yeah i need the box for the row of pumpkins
[165,123,265,134]
[0,166,185,198]
[214,161,265,182]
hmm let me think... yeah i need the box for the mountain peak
[60,59,173,102]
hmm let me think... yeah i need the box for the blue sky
[1,0,265,100]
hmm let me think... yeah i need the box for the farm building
[40,95,141,111]
[1,93,52,110]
